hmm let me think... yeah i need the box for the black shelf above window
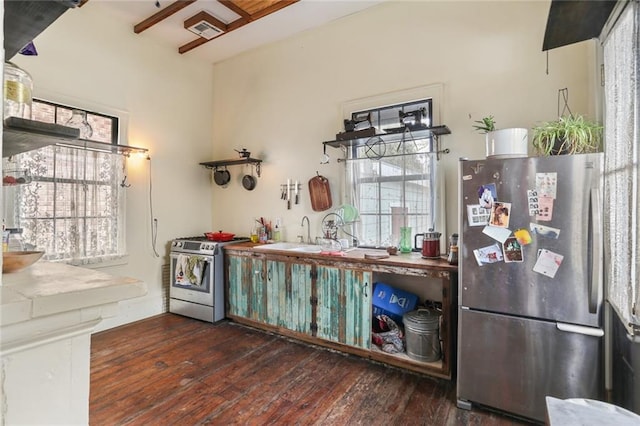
[323,125,451,149]
[3,117,148,157]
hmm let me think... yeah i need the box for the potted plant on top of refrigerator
[473,115,528,158]
[531,114,603,155]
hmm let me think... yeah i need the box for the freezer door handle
[589,188,603,314]
[556,322,604,337]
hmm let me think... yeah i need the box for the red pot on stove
[204,231,235,242]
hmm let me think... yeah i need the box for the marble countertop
[1,261,146,326]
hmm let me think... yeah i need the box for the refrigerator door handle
[557,322,604,337]
[589,188,603,314]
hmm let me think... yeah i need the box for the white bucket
[485,128,528,158]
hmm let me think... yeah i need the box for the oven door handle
[170,253,214,276]
[171,253,214,262]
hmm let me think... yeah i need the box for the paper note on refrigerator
[535,196,554,221]
[533,249,564,278]
[535,173,558,199]
[482,225,512,243]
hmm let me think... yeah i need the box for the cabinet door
[266,260,313,333]
[316,266,371,349]
[227,254,266,322]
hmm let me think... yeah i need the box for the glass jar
[3,61,33,119]
[65,109,93,139]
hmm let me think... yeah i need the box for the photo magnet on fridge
[477,183,497,209]
[530,223,560,239]
[467,204,491,227]
[489,201,511,228]
[527,190,539,216]
[473,243,504,266]
[503,237,524,263]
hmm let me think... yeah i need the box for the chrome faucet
[301,215,311,244]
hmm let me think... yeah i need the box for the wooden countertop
[224,242,458,275]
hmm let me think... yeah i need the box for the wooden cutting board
[308,174,332,212]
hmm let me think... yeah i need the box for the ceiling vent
[185,11,227,40]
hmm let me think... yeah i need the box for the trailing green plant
[472,116,496,134]
[531,114,603,155]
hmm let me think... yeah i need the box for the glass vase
[3,61,33,119]
[65,109,93,139]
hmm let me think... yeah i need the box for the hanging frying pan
[242,174,256,191]
[214,167,230,186]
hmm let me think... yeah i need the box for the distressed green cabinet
[265,259,312,334]
[315,265,371,349]
[227,254,266,322]
[227,253,369,346]
[225,244,457,380]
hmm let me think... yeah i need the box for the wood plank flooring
[90,313,535,425]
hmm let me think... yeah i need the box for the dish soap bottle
[273,218,282,242]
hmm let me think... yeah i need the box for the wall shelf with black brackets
[3,117,149,158]
[323,124,451,161]
[200,158,262,177]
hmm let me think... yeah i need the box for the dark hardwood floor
[90,314,535,425]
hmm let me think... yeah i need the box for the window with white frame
[341,94,445,249]
[3,100,127,264]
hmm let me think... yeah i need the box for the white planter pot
[485,128,528,158]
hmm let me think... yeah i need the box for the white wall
[210,0,595,242]
[10,2,216,330]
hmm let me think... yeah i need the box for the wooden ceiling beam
[243,0,298,21]
[134,0,197,34]
[178,0,299,54]
[219,0,252,21]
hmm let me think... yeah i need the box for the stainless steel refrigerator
[456,153,604,422]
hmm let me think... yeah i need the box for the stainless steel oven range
[169,236,248,323]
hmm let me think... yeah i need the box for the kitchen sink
[253,242,322,253]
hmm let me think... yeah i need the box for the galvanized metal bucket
[403,308,441,362]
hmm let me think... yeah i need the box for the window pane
[32,100,116,144]
[7,99,125,264]
[344,97,442,248]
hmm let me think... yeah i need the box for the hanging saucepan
[242,174,256,191]
[214,167,230,186]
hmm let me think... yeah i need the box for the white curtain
[603,1,640,329]
[12,145,127,264]
[343,140,443,248]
